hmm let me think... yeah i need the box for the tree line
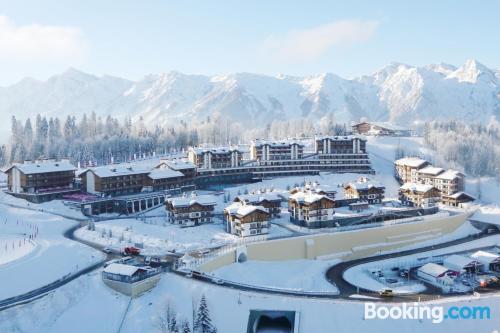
[423,119,500,177]
[3,111,347,167]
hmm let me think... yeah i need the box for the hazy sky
[0,0,499,85]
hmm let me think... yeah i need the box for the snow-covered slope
[0,59,498,140]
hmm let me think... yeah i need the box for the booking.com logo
[364,302,491,324]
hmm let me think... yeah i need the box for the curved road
[0,212,109,312]
[326,227,500,302]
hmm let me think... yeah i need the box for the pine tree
[194,295,216,333]
[182,320,191,333]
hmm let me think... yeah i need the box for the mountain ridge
[0,59,498,141]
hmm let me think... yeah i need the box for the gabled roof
[235,205,268,218]
[417,166,445,176]
[167,194,217,208]
[289,191,334,205]
[443,192,475,200]
[345,180,385,191]
[148,167,184,180]
[470,251,500,265]
[4,160,76,175]
[235,192,282,204]
[368,122,410,131]
[400,183,438,193]
[435,169,464,180]
[394,157,429,168]
[443,254,482,270]
[418,263,451,277]
[103,263,144,276]
[161,159,196,170]
[84,164,151,178]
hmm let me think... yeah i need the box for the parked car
[385,278,398,284]
[399,269,410,278]
[102,247,112,254]
[123,247,141,256]
[379,289,394,297]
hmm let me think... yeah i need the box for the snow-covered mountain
[0,59,498,141]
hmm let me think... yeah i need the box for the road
[0,209,111,312]
[172,225,500,303]
[325,227,500,302]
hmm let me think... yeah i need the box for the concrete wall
[198,212,468,272]
[103,275,161,297]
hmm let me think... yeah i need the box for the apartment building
[394,157,430,183]
[234,192,282,217]
[187,147,242,169]
[224,202,270,237]
[288,190,336,228]
[165,194,217,226]
[80,165,151,197]
[3,159,78,202]
[343,178,385,204]
[399,183,441,208]
[315,135,366,155]
[250,139,304,162]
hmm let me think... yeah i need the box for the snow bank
[211,259,340,293]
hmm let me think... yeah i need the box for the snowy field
[0,216,38,266]
[74,211,293,255]
[2,268,500,333]
[0,199,104,300]
[0,235,37,266]
[211,259,340,293]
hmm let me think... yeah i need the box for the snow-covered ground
[344,232,500,296]
[2,268,500,333]
[211,259,340,293]
[74,210,293,255]
[0,235,37,266]
[0,194,104,300]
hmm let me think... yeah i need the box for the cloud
[0,15,87,62]
[260,19,379,63]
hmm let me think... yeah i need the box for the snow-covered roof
[289,191,333,204]
[167,194,217,208]
[251,139,304,147]
[86,164,151,178]
[394,157,428,168]
[400,183,436,193]
[443,254,482,270]
[161,159,196,170]
[235,192,282,204]
[418,263,450,277]
[368,122,410,131]
[417,166,444,176]
[148,167,184,180]
[189,147,240,155]
[443,192,475,200]
[103,263,143,276]
[435,169,464,180]
[300,182,337,195]
[314,135,364,141]
[225,202,269,217]
[235,205,268,217]
[345,179,385,191]
[5,160,76,175]
[470,251,500,265]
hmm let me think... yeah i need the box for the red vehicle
[122,247,141,256]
